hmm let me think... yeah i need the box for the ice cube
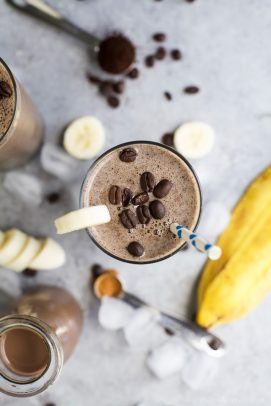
[181,348,219,390]
[198,201,231,240]
[3,171,44,206]
[123,306,160,347]
[146,337,186,380]
[98,297,135,330]
[40,143,79,181]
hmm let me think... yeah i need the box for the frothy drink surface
[0,62,15,140]
[82,143,201,262]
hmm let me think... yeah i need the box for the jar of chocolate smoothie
[0,286,83,397]
[0,58,43,170]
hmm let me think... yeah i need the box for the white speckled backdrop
[1,0,271,405]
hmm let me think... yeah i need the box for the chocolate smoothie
[0,58,43,170]
[81,142,201,263]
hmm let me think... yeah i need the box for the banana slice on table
[174,121,215,159]
[63,116,105,160]
[55,206,111,234]
[0,229,28,266]
[8,237,42,272]
[29,238,66,270]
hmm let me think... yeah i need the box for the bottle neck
[0,315,63,397]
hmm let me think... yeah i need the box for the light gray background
[1,0,271,405]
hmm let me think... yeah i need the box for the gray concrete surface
[1,0,271,405]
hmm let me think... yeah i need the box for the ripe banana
[29,238,66,270]
[197,165,271,328]
[8,237,42,272]
[174,121,214,159]
[0,229,28,265]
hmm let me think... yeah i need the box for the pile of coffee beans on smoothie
[108,147,173,258]
[87,30,199,108]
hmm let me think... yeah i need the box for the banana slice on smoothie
[174,121,215,159]
[55,206,111,234]
[63,116,105,160]
[29,238,66,270]
[8,237,42,272]
[0,229,28,266]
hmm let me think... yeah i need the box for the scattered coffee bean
[109,185,122,205]
[149,200,165,219]
[208,338,221,351]
[153,32,166,42]
[153,179,173,198]
[91,264,104,279]
[164,91,172,101]
[145,55,155,67]
[140,172,155,192]
[127,241,145,257]
[0,81,12,98]
[44,403,56,406]
[122,188,133,207]
[132,192,149,206]
[87,73,102,85]
[22,268,37,277]
[155,46,166,60]
[119,147,137,162]
[185,0,196,2]
[46,192,60,204]
[99,81,113,96]
[162,132,174,146]
[113,80,125,94]
[137,205,151,224]
[183,85,200,94]
[119,209,138,229]
[171,49,182,60]
[127,67,139,79]
[164,327,174,336]
[107,95,120,108]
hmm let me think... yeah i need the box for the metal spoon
[93,272,226,358]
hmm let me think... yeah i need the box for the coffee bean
[208,338,221,351]
[99,81,113,96]
[44,403,56,406]
[113,80,125,94]
[107,96,120,108]
[87,73,102,85]
[183,85,200,94]
[119,147,137,162]
[149,200,165,219]
[153,32,166,42]
[162,132,174,146]
[186,0,196,2]
[137,205,151,224]
[91,264,104,279]
[155,46,166,60]
[132,192,149,206]
[109,185,122,205]
[127,241,145,257]
[122,188,132,207]
[145,55,155,67]
[119,209,138,229]
[171,49,182,60]
[0,81,12,98]
[140,172,155,192]
[22,268,37,277]
[153,179,172,198]
[127,67,139,79]
[164,91,172,101]
[164,327,174,336]
[46,192,60,204]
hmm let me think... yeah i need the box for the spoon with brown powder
[6,0,136,75]
[93,270,226,358]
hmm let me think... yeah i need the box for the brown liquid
[0,59,43,170]
[12,287,83,362]
[0,328,49,378]
[81,142,201,263]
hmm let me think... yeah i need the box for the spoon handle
[121,291,225,358]
[6,0,100,49]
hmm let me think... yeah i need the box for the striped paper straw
[170,223,222,260]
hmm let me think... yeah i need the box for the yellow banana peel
[197,165,271,328]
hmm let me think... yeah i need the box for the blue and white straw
[170,223,222,260]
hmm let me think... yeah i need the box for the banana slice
[29,238,66,270]
[0,229,28,266]
[63,116,105,160]
[8,237,42,272]
[174,121,215,159]
[55,206,111,234]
